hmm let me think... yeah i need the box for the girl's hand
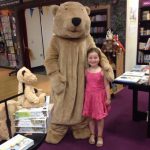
[106,99,111,106]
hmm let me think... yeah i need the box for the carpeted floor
[38,88,150,150]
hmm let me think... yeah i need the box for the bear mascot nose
[72,17,81,26]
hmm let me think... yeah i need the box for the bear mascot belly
[44,1,114,144]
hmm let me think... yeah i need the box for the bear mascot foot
[45,124,68,144]
[73,126,90,139]
[45,130,64,144]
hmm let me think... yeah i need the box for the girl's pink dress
[82,70,109,120]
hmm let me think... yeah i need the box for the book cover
[0,134,34,150]
[115,75,141,83]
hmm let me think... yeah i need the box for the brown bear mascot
[44,1,114,144]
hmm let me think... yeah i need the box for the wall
[125,0,139,71]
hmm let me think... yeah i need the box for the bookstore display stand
[0,93,46,149]
[90,4,111,48]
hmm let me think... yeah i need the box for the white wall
[125,0,139,71]
[25,8,44,68]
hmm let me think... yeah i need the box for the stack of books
[115,71,145,83]
[15,96,53,134]
[131,65,147,72]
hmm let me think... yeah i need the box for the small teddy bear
[0,100,18,141]
[17,66,46,108]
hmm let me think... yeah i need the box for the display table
[25,133,46,150]
[114,77,150,137]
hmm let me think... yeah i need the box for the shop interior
[0,0,150,149]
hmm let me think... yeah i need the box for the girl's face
[87,51,100,68]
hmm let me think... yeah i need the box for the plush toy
[102,29,125,56]
[101,29,125,70]
[0,100,18,141]
[44,1,114,144]
[17,67,46,108]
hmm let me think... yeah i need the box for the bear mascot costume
[44,1,114,144]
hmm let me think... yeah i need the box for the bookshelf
[90,4,111,48]
[137,1,150,64]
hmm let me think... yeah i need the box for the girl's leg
[96,119,104,147]
[97,119,104,136]
[89,119,95,135]
[89,119,95,144]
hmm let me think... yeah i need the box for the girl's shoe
[96,136,103,147]
[89,134,95,144]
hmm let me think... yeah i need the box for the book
[123,71,145,77]
[15,96,53,119]
[144,38,150,50]
[16,126,47,134]
[131,65,147,72]
[15,117,47,128]
[115,75,141,83]
[0,134,34,150]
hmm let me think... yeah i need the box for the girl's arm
[104,76,111,105]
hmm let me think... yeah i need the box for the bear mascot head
[17,67,46,108]
[44,1,114,144]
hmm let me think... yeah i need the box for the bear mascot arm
[44,37,66,95]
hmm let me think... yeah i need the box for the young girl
[82,48,111,147]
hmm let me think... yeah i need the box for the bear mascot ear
[51,5,59,16]
[85,6,90,15]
